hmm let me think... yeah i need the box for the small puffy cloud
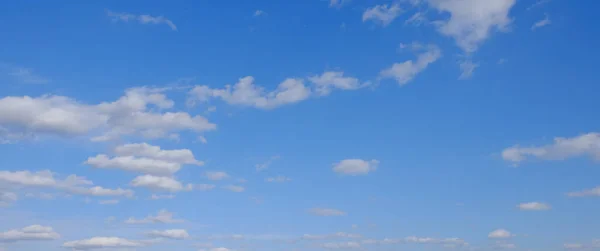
[62,237,145,250]
[223,185,245,192]
[253,10,266,17]
[488,229,513,239]
[380,43,441,85]
[333,159,379,175]
[130,175,193,192]
[0,225,60,242]
[517,202,551,211]
[532,13,551,31]
[125,209,184,224]
[85,155,181,176]
[0,170,133,198]
[567,186,600,197]
[308,208,347,216]
[147,229,189,240]
[188,77,311,110]
[265,176,292,183]
[106,9,177,30]
[205,171,229,181]
[362,4,402,26]
[419,0,517,53]
[502,133,600,164]
[114,143,203,165]
[307,71,365,96]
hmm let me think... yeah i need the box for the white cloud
[303,232,362,240]
[0,170,133,198]
[125,209,184,224]
[188,77,311,110]
[380,43,441,85]
[488,229,513,239]
[405,11,428,26]
[332,159,379,175]
[106,9,177,30]
[564,243,584,249]
[0,192,17,207]
[517,202,551,211]
[0,87,216,142]
[502,133,600,164]
[527,0,551,10]
[254,10,266,17]
[150,194,175,200]
[7,66,49,84]
[147,229,189,240]
[131,175,193,192]
[307,71,365,96]
[362,4,403,26]
[196,184,217,191]
[459,60,479,79]
[329,0,349,8]
[0,225,60,242]
[421,0,516,53]
[321,241,361,249]
[205,171,229,181]
[265,176,292,183]
[255,155,280,171]
[98,200,119,205]
[85,155,181,176]
[359,236,468,246]
[114,143,203,165]
[62,237,145,250]
[567,186,600,197]
[532,14,551,30]
[308,208,347,216]
[223,185,245,192]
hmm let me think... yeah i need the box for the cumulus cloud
[420,0,516,53]
[147,229,189,240]
[517,202,551,211]
[0,170,133,198]
[114,143,203,165]
[0,87,215,142]
[488,229,513,239]
[308,208,347,216]
[362,4,403,26]
[459,60,479,79]
[0,225,60,242]
[332,159,379,175]
[125,209,184,224]
[130,175,193,192]
[253,10,266,17]
[307,71,365,96]
[265,176,292,183]
[62,237,145,250]
[85,155,181,176]
[380,43,441,85]
[106,9,177,30]
[502,133,600,164]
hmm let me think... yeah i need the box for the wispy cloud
[4,65,49,84]
[532,14,551,31]
[106,9,177,31]
[527,0,551,11]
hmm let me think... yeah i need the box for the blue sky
[1,0,600,250]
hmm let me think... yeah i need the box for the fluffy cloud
[265,176,292,183]
[420,0,516,53]
[380,43,441,85]
[62,237,145,250]
[130,175,193,192]
[488,229,513,239]
[0,225,60,242]
[85,155,180,176]
[0,88,216,142]
[205,171,229,181]
[517,202,551,211]
[567,186,600,197]
[332,159,379,175]
[307,71,365,96]
[502,133,600,164]
[0,170,133,198]
[147,229,189,240]
[223,185,245,192]
[362,4,403,26]
[106,9,177,31]
[308,208,347,216]
[125,209,184,224]
[188,77,311,110]
[114,143,203,165]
